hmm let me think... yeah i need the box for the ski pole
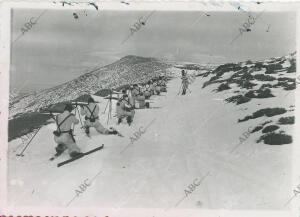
[73,107,78,130]
[177,83,183,95]
[76,107,84,128]
[102,99,109,114]
[106,99,112,125]
[16,127,41,157]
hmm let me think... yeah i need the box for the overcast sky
[11,9,296,92]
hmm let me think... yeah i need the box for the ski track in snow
[8,68,292,210]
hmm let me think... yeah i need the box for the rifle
[103,96,119,100]
[71,101,89,107]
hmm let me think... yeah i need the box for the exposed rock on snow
[198,52,296,145]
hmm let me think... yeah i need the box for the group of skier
[52,75,168,159]
[53,97,119,159]
[116,75,168,125]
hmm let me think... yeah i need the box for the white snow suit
[80,102,110,134]
[54,111,81,154]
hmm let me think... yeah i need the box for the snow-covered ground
[8,68,293,210]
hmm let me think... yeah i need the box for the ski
[135,106,161,110]
[57,144,104,167]
[109,127,124,137]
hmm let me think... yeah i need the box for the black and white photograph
[0,1,300,216]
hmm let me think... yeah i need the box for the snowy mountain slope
[198,52,296,146]
[9,55,171,118]
[7,54,294,210]
[8,55,172,141]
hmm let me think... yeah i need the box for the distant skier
[80,97,118,136]
[181,70,189,95]
[144,82,152,99]
[159,76,167,92]
[53,104,82,158]
[149,80,155,95]
[136,92,146,109]
[153,80,161,95]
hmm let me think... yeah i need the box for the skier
[53,104,82,158]
[136,91,146,109]
[154,80,161,95]
[159,76,167,92]
[181,70,189,95]
[80,96,118,136]
[131,84,140,107]
[116,94,135,125]
[144,82,152,99]
[149,80,155,95]
[128,87,135,109]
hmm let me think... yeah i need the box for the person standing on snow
[80,96,118,136]
[181,70,189,95]
[53,104,82,158]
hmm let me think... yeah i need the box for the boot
[127,116,132,126]
[55,144,67,156]
[70,151,83,158]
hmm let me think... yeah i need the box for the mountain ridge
[9,55,171,118]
